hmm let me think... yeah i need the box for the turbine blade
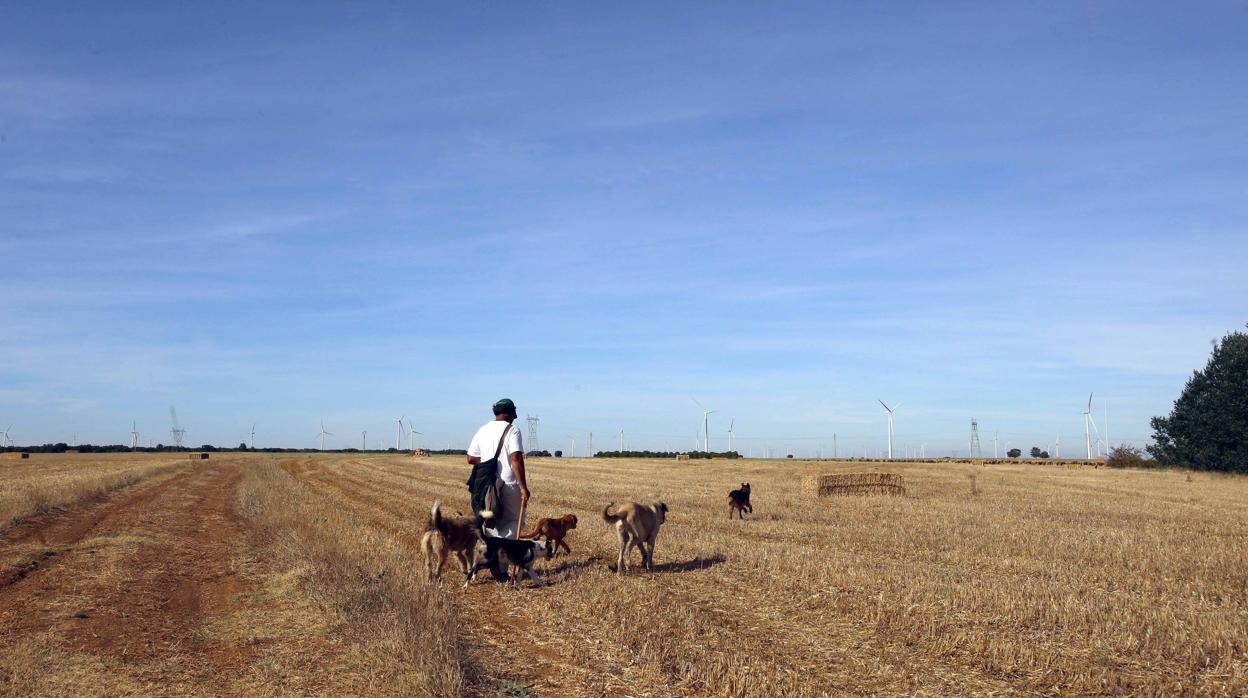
[878,399,891,411]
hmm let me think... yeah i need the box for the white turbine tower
[249,423,256,449]
[1104,398,1110,454]
[692,398,717,453]
[318,420,333,451]
[1083,393,1102,459]
[362,430,367,450]
[727,419,735,453]
[130,421,139,451]
[567,434,576,458]
[394,415,406,451]
[878,400,900,459]
[618,427,625,452]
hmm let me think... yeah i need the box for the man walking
[467,398,530,538]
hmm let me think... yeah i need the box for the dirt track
[0,463,269,694]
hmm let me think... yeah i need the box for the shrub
[1106,445,1151,469]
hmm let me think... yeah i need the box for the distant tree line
[0,443,470,455]
[592,450,741,459]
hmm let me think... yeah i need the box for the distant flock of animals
[420,482,753,587]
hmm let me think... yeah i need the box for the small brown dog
[727,482,752,519]
[420,499,478,580]
[521,514,578,556]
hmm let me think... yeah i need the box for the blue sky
[2,2,1245,455]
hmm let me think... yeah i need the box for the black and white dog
[464,518,553,588]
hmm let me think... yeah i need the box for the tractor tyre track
[0,463,261,690]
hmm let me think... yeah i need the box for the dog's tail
[428,499,442,531]
[602,503,625,524]
[519,522,542,539]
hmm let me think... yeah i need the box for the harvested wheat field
[2,453,1247,696]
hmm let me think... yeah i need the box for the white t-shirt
[467,420,525,485]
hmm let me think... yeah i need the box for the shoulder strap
[492,424,512,460]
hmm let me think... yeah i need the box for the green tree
[1029,447,1042,458]
[1007,448,1021,458]
[1149,327,1248,473]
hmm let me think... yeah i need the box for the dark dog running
[727,482,752,519]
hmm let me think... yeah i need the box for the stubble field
[2,452,1246,696]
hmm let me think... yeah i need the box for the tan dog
[520,514,578,556]
[420,500,478,580]
[602,501,668,574]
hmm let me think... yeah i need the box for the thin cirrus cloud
[0,3,1245,450]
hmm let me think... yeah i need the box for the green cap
[492,398,516,414]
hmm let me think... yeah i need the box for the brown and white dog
[521,514,578,556]
[420,500,478,580]
[727,482,752,519]
[602,501,668,574]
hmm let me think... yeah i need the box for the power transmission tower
[969,418,982,458]
[526,415,540,452]
[169,405,186,450]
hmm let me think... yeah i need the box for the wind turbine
[2,425,12,447]
[1083,393,1102,459]
[878,400,900,459]
[1104,398,1110,454]
[618,427,625,452]
[394,415,406,451]
[692,398,717,452]
[727,419,735,453]
[318,420,333,451]
[249,423,256,449]
[130,422,139,451]
[567,434,576,458]
[408,424,423,452]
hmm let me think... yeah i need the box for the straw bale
[802,472,905,497]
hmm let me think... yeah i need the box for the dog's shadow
[608,554,727,575]
[544,556,601,576]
